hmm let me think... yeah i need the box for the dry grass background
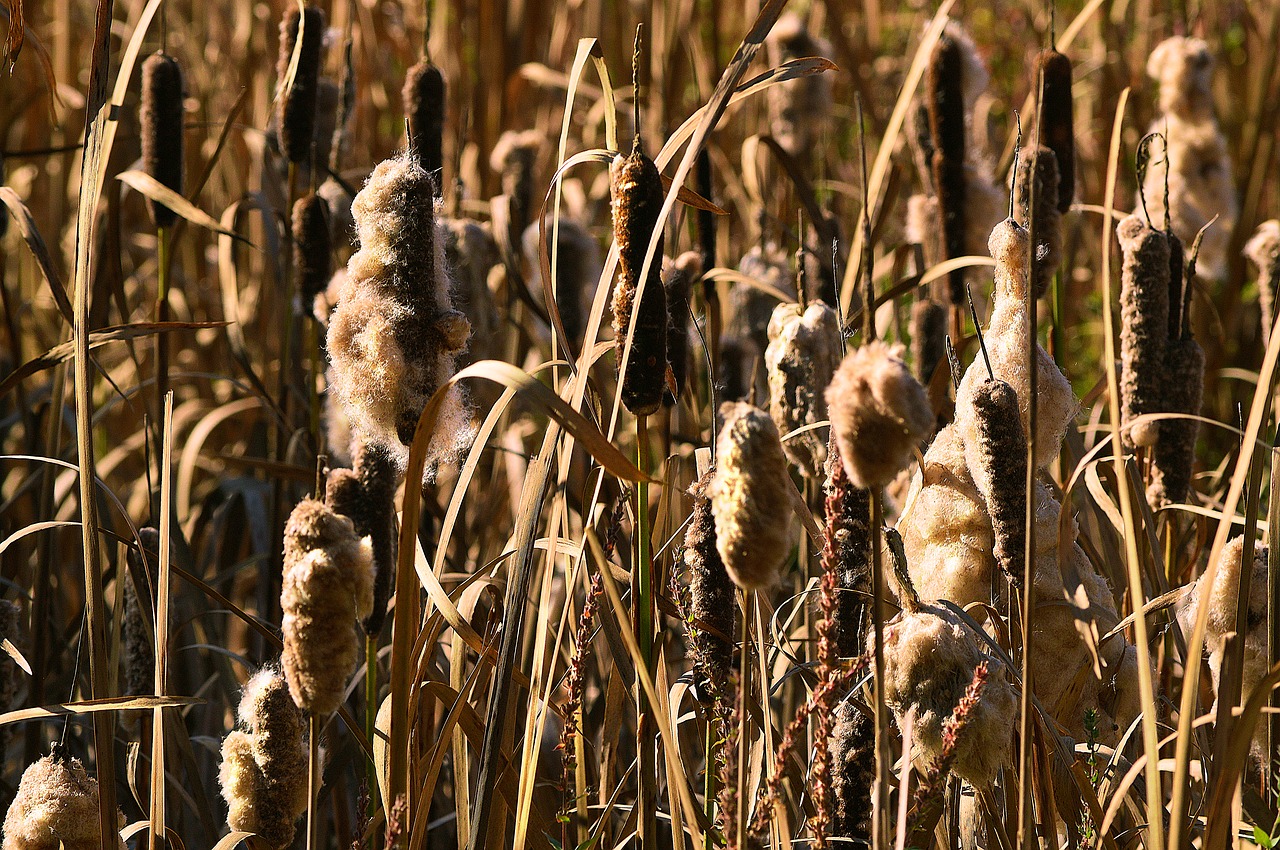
[0,0,1278,849]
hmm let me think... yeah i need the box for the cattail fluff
[523,217,601,354]
[276,5,325,165]
[2,747,124,850]
[765,14,833,157]
[404,60,445,178]
[910,298,947,387]
[963,379,1026,589]
[492,130,542,259]
[140,52,183,228]
[292,192,331,308]
[826,341,933,490]
[281,497,374,716]
[708,402,795,590]
[682,471,737,693]
[123,528,159,697]
[1037,49,1075,213]
[610,140,668,416]
[663,251,701,407]
[327,154,474,473]
[1011,144,1061,299]
[1245,220,1280,345]
[765,301,842,478]
[926,29,969,304]
[219,667,309,850]
[1117,214,1170,448]
[325,441,399,636]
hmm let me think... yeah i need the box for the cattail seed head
[1147,336,1203,507]
[404,60,445,178]
[309,77,340,179]
[1117,214,1170,448]
[664,251,701,407]
[927,29,969,303]
[910,298,947,387]
[610,144,668,416]
[281,497,374,716]
[123,527,159,697]
[821,450,871,658]
[765,14,833,157]
[1037,49,1075,214]
[682,471,737,693]
[140,51,184,228]
[3,748,124,850]
[355,441,398,635]
[1011,144,1062,299]
[709,402,795,590]
[829,702,874,842]
[1245,220,1280,344]
[961,379,1027,588]
[219,667,308,850]
[732,244,796,358]
[292,192,332,307]
[276,5,325,166]
[717,336,755,403]
[447,218,502,361]
[826,341,933,490]
[492,130,541,248]
[523,217,601,354]
[765,301,842,477]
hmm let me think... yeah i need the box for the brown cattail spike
[292,192,332,307]
[610,139,668,416]
[682,470,737,694]
[356,442,398,635]
[967,379,1027,588]
[663,251,701,407]
[141,51,184,228]
[523,217,600,355]
[927,30,968,304]
[1117,214,1170,448]
[829,703,875,842]
[404,60,445,180]
[1011,145,1061,299]
[911,298,947,387]
[491,130,541,266]
[1037,49,1075,214]
[277,5,326,166]
[821,447,871,658]
[123,528,159,697]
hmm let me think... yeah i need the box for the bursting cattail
[829,702,875,842]
[610,139,668,416]
[280,497,374,716]
[663,251,701,407]
[926,28,969,304]
[826,341,933,490]
[765,14,833,157]
[1117,214,1170,448]
[765,301,842,477]
[910,298,947,387]
[404,59,445,178]
[822,447,871,658]
[123,528,159,697]
[961,379,1026,589]
[1010,144,1062,299]
[324,441,399,636]
[327,154,474,474]
[1245,220,1280,345]
[523,216,602,355]
[1037,49,1075,214]
[492,130,542,258]
[219,667,309,850]
[276,5,325,165]
[708,402,795,590]
[2,747,124,850]
[292,192,332,308]
[140,51,184,228]
[682,471,737,693]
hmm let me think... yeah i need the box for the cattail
[882,607,1017,786]
[682,470,737,693]
[826,341,933,490]
[1117,214,1170,448]
[732,244,796,357]
[717,336,754,403]
[281,497,374,716]
[327,154,474,474]
[708,402,794,590]
[140,51,184,228]
[523,217,601,355]
[309,77,340,182]
[1011,144,1062,299]
[492,130,542,259]
[276,5,325,166]
[664,251,700,407]
[610,139,668,416]
[332,441,398,636]
[1148,240,1203,508]
[765,14,833,157]
[2,746,124,850]
[910,298,947,387]
[829,702,875,842]
[765,301,842,478]
[446,218,502,362]
[1037,49,1075,214]
[696,148,716,276]
[404,60,445,178]
[292,192,332,308]
[821,448,871,658]
[961,379,1027,589]
[1140,36,1236,279]
[219,667,309,850]
[1245,220,1280,345]
[123,528,159,697]
[927,28,969,304]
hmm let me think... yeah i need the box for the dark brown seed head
[821,447,871,658]
[696,148,716,275]
[717,336,755,403]
[969,379,1027,589]
[277,5,326,165]
[309,77,340,180]
[292,192,332,306]
[1167,230,1186,340]
[1011,144,1062,299]
[356,441,398,636]
[123,527,159,697]
[683,471,737,695]
[829,702,875,842]
[1037,49,1075,214]
[610,144,668,416]
[403,59,445,180]
[910,298,947,386]
[927,31,968,303]
[141,51,184,228]
[1117,214,1170,448]
[663,251,701,408]
[492,130,542,265]
[1148,337,1204,507]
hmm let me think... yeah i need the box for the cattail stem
[869,494,888,850]
[635,413,656,848]
[364,634,378,844]
[307,713,319,850]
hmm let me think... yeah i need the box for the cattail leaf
[0,187,72,322]
[1,639,30,676]
[0,520,81,559]
[659,173,728,214]
[118,170,251,243]
[0,695,198,727]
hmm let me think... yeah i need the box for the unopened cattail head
[1245,220,1280,345]
[1011,144,1062,299]
[961,379,1026,588]
[664,251,701,407]
[826,341,933,489]
[1117,214,1170,448]
[682,471,737,693]
[732,244,796,357]
[447,218,502,360]
[219,667,308,850]
[696,148,716,273]
[1148,336,1203,507]
[829,702,874,842]
[717,336,755,403]
[292,192,332,307]
[276,5,325,165]
[123,528,159,697]
[492,130,542,253]
[765,14,833,157]
[1037,49,1075,214]
[709,402,795,590]
[328,154,474,473]
[309,77,340,180]
[910,298,947,387]
[3,747,124,850]
[140,51,184,228]
[356,442,398,635]
[610,141,668,416]
[281,497,374,716]
[927,27,969,304]
[765,300,842,477]
[404,59,445,179]
[523,217,601,353]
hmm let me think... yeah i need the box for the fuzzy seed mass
[682,471,737,693]
[1245,220,1280,344]
[766,300,842,478]
[2,751,124,850]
